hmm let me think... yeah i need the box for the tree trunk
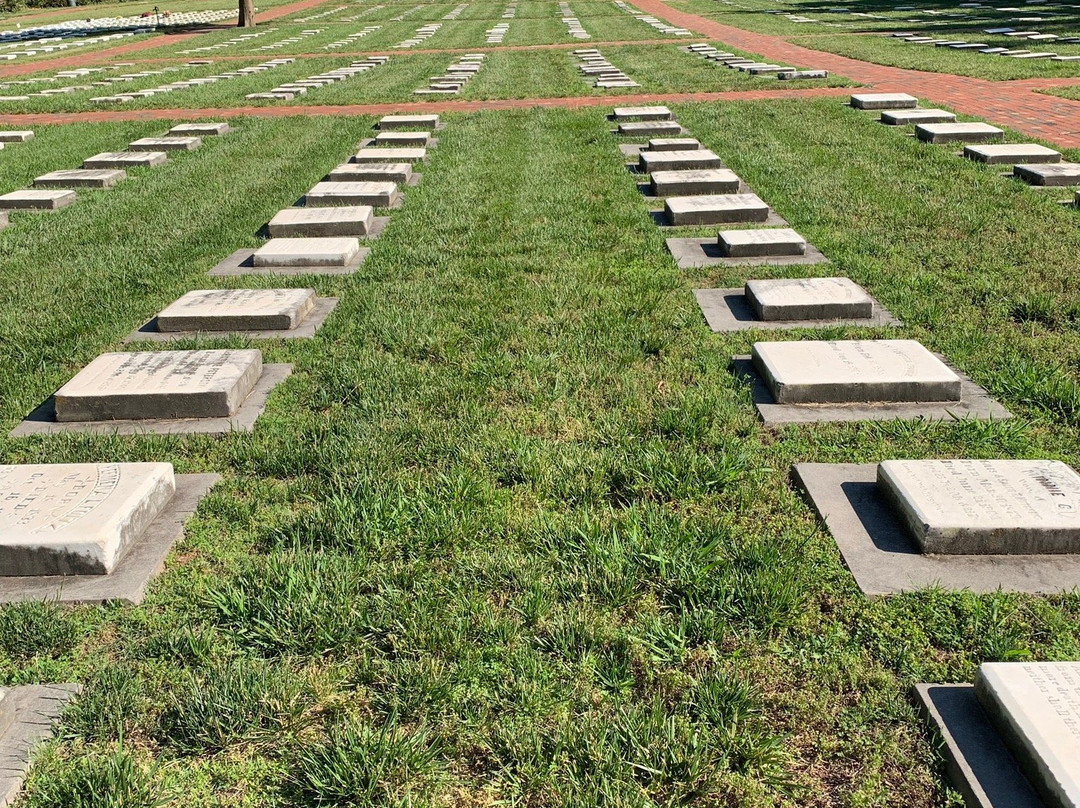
[238,0,255,27]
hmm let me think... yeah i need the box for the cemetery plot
[916,663,1080,808]
[414,53,484,96]
[248,55,388,101]
[693,276,899,332]
[13,349,292,436]
[573,49,639,89]
[130,289,339,341]
[681,41,829,79]
[0,462,218,602]
[733,338,1008,424]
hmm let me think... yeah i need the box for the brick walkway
[625,0,1080,147]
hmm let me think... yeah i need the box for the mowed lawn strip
[1,100,1080,806]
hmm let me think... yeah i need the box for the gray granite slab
[880,108,956,125]
[916,122,1004,144]
[1014,162,1080,186]
[0,190,75,211]
[83,151,167,169]
[965,143,1062,164]
[665,193,770,225]
[693,287,899,332]
[851,92,919,109]
[880,460,1080,555]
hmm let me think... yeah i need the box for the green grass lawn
[1,97,1080,806]
[1040,83,1080,101]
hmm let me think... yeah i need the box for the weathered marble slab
[354,147,425,163]
[879,459,1080,554]
[328,162,412,184]
[268,206,374,237]
[665,193,769,225]
[720,228,807,258]
[83,151,167,169]
[252,237,361,267]
[33,169,125,189]
[851,92,919,109]
[305,181,398,207]
[916,122,1004,144]
[651,169,740,196]
[751,339,961,404]
[155,288,317,332]
[612,105,672,120]
[639,149,723,173]
[965,143,1062,164]
[1013,162,1080,186]
[880,108,956,125]
[128,136,201,152]
[54,349,263,421]
[0,190,76,210]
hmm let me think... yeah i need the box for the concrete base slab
[733,358,1009,425]
[11,367,291,438]
[208,248,368,276]
[0,683,79,806]
[668,237,825,268]
[912,684,1044,808]
[793,461,1080,596]
[127,297,338,342]
[694,288,898,331]
[0,474,217,604]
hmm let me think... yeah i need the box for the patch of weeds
[997,355,1080,424]
[64,666,143,743]
[155,657,313,755]
[0,601,81,662]
[23,743,164,808]
[1009,293,1058,327]
[286,715,444,807]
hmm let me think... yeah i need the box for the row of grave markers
[560,2,591,39]
[612,103,1080,808]
[414,53,485,95]
[0,111,442,799]
[683,42,829,79]
[890,28,1080,61]
[247,55,388,101]
[92,58,295,105]
[0,123,222,223]
[573,49,639,89]
[852,92,1080,197]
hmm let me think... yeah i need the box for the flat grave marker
[168,122,231,136]
[965,143,1062,164]
[612,105,672,120]
[155,288,318,332]
[851,92,919,109]
[33,169,125,189]
[378,114,439,130]
[651,168,740,196]
[253,237,361,267]
[83,151,167,169]
[354,147,425,164]
[617,120,682,136]
[305,181,399,207]
[0,190,76,211]
[0,462,175,575]
[54,349,263,421]
[751,339,961,404]
[1014,162,1080,186]
[128,136,201,152]
[975,662,1080,808]
[639,149,724,173]
[373,131,430,147]
[268,206,376,237]
[721,229,807,258]
[328,162,413,184]
[879,459,1080,554]
[0,131,33,142]
[880,109,957,125]
[916,122,1004,144]
[665,193,770,225]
